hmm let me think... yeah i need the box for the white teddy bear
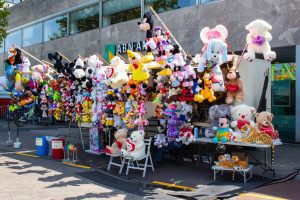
[121,130,146,160]
[243,19,276,62]
[105,56,129,89]
[230,104,256,140]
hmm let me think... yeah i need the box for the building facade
[0,0,299,142]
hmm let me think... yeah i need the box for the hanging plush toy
[121,130,146,160]
[199,25,228,52]
[194,72,216,103]
[164,103,179,141]
[19,57,31,84]
[225,65,244,104]
[127,50,150,84]
[243,19,276,62]
[176,123,194,145]
[48,52,64,73]
[134,101,149,131]
[197,39,227,92]
[154,125,168,148]
[105,56,129,89]
[138,11,155,53]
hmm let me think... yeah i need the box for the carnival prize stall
[0,7,282,181]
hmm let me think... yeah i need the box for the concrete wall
[1,0,300,68]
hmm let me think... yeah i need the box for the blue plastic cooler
[36,136,49,156]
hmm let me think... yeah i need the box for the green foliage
[0,0,10,44]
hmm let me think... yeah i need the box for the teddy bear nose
[214,55,216,57]
[241,115,245,119]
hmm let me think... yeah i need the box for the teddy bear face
[218,117,229,128]
[227,68,240,80]
[246,20,272,36]
[231,104,256,121]
[114,128,128,140]
[255,111,273,126]
[130,130,145,143]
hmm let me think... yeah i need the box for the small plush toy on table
[212,115,233,143]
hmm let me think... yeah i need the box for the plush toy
[5,47,22,66]
[179,102,193,122]
[121,130,146,160]
[212,116,233,143]
[19,57,31,84]
[225,66,244,104]
[200,25,228,52]
[127,50,151,83]
[105,128,128,156]
[105,56,129,89]
[243,19,276,62]
[138,11,155,52]
[230,104,256,137]
[165,103,179,141]
[191,78,202,95]
[205,104,231,138]
[168,45,186,70]
[176,124,194,145]
[48,52,64,73]
[154,125,168,148]
[85,55,100,79]
[255,111,280,141]
[194,72,216,103]
[183,56,196,87]
[134,101,149,130]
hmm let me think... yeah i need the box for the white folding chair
[120,137,154,177]
[106,153,124,174]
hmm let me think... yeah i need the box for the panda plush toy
[72,57,92,89]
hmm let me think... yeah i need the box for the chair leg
[143,156,149,177]
[149,154,155,172]
[119,157,126,174]
[107,156,113,171]
[126,159,131,175]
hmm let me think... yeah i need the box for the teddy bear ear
[215,25,228,40]
[262,20,272,31]
[255,113,260,118]
[200,27,210,43]
[250,107,257,115]
[245,22,254,30]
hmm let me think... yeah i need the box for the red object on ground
[51,138,65,160]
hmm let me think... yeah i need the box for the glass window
[199,0,218,4]
[145,0,196,13]
[102,0,140,27]
[5,30,21,51]
[22,23,43,47]
[69,4,99,35]
[44,15,67,42]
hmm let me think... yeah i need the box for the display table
[212,165,254,183]
[195,137,282,177]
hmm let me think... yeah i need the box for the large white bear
[230,104,256,141]
[121,130,145,160]
[243,19,276,62]
[105,56,129,89]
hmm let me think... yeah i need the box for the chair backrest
[144,137,152,155]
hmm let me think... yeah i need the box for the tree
[0,0,10,44]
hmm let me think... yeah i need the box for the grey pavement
[0,121,300,199]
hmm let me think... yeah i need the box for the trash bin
[51,138,65,160]
[36,136,49,156]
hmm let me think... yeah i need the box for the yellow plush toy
[127,50,150,82]
[194,72,216,103]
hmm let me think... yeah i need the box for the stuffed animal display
[243,19,276,62]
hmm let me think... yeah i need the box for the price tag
[52,141,63,149]
[35,138,43,146]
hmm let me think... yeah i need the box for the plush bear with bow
[243,19,276,62]
[105,56,129,89]
[230,104,256,138]
[105,128,128,156]
[121,130,146,160]
[255,111,280,141]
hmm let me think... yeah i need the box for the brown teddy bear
[255,111,279,140]
[105,128,128,156]
[225,66,244,104]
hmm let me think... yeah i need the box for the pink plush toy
[200,25,228,52]
[134,101,149,131]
